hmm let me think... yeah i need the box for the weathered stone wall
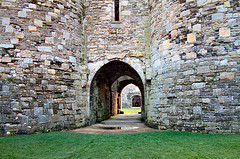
[0,0,87,136]
[148,0,240,134]
[85,0,148,82]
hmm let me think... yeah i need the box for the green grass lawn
[122,107,141,113]
[0,130,239,159]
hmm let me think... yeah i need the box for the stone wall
[148,0,240,134]
[85,0,148,82]
[1,0,239,136]
[0,0,87,136]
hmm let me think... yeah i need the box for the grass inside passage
[0,130,239,159]
[122,107,141,113]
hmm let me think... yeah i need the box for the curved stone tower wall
[148,0,240,134]
[0,0,87,136]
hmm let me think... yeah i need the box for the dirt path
[71,113,159,134]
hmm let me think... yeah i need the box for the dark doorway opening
[89,60,144,125]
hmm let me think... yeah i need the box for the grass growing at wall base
[0,130,239,159]
[122,107,141,113]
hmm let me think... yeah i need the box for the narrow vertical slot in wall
[115,0,119,21]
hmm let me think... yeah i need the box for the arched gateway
[89,61,144,125]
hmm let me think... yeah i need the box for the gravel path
[71,113,159,134]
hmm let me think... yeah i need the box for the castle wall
[0,0,87,136]
[148,0,240,134]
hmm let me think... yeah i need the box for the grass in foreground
[122,107,141,113]
[0,130,239,159]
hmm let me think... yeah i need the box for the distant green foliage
[122,108,141,113]
[0,131,239,158]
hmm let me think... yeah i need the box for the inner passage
[121,84,141,114]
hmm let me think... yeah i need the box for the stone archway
[89,60,144,125]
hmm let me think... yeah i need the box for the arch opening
[89,60,144,125]
[121,84,141,108]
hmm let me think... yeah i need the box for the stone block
[220,72,234,80]
[38,115,48,123]
[172,55,180,61]
[183,69,194,76]
[215,106,224,113]
[48,69,56,75]
[187,33,196,43]
[193,24,201,32]
[220,59,228,65]
[219,28,230,37]
[18,11,27,18]
[61,85,68,91]
[163,39,170,49]
[212,13,224,21]
[33,68,42,73]
[1,2,12,7]
[45,37,54,44]
[121,1,129,6]
[58,45,63,49]
[186,52,196,59]
[2,17,10,25]
[54,8,60,14]
[57,4,64,9]
[38,46,52,52]
[0,67,4,72]
[61,17,67,23]
[233,13,239,18]
[28,26,37,32]
[10,38,19,44]
[34,107,43,116]
[0,44,14,49]
[5,25,14,32]
[63,31,70,39]
[69,56,76,63]
[197,66,210,74]
[180,10,191,17]
[61,63,69,70]
[62,109,70,115]
[29,3,37,9]
[15,32,24,39]
[193,106,202,114]
[45,15,51,22]
[44,61,50,66]
[34,19,43,27]
[213,89,221,96]
[48,12,58,17]
[224,1,230,7]
[20,50,32,58]
[197,0,207,6]
[2,57,12,62]
[122,11,131,16]
[202,98,210,103]
[30,78,36,84]
[2,85,9,91]
[192,83,206,89]
[47,85,56,91]
[23,58,33,63]
[171,30,177,38]
[41,80,48,85]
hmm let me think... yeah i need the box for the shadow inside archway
[89,60,145,125]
